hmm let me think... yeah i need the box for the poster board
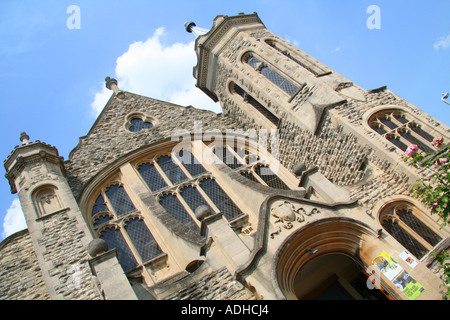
[373,251,424,300]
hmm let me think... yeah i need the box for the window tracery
[368,109,438,153]
[91,183,164,273]
[379,201,444,260]
[87,141,294,276]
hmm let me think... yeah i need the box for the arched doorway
[274,217,393,300]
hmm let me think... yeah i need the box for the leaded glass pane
[378,117,398,130]
[179,185,208,214]
[129,118,153,132]
[159,193,199,232]
[382,220,428,259]
[370,124,387,135]
[386,135,408,152]
[138,163,168,192]
[100,228,138,272]
[393,114,408,124]
[176,150,206,178]
[125,218,163,262]
[409,124,434,142]
[199,179,243,221]
[254,166,290,190]
[398,130,434,153]
[215,147,242,169]
[105,184,136,217]
[233,84,279,125]
[157,156,188,185]
[240,171,259,183]
[246,55,263,70]
[261,67,299,96]
[92,194,108,217]
[396,209,442,247]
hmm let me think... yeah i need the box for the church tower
[188,12,449,199]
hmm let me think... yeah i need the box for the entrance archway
[274,217,392,300]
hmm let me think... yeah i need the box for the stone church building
[1,13,449,300]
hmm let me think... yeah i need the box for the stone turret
[3,133,102,299]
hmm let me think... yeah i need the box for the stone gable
[65,91,236,198]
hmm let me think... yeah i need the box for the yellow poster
[373,251,403,281]
[393,270,425,300]
[373,251,424,300]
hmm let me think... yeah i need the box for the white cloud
[332,46,342,53]
[90,85,112,117]
[433,34,450,50]
[2,198,27,239]
[90,27,220,116]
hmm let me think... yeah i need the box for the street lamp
[442,92,450,105]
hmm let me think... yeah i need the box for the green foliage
[405,144,449,300]
[434,250,450,300]
[404,145,450,227]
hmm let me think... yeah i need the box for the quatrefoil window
[125,113,155,133]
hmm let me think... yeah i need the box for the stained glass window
[124,218,163,262]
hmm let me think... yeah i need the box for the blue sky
[0,0,449,239]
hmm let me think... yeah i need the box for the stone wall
[37,211,101,300]
[165,268,255,300]
[0,230,49,300]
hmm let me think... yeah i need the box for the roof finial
[19,132,30,145]
[105,76,120,93]
[184,21,209,37]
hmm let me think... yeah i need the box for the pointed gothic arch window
[104,184,136,217]
[244,53,300,97]
[92,183,166,273]
[159,193,200,232]
[124,218,163,262]
[368,109,439,153]
[100,227,138,272]
[231,83,279,126]
[264,39,331,77]
[379,201,444,260]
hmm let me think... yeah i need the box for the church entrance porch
[293,254,390,300]
[273,217,394,300]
